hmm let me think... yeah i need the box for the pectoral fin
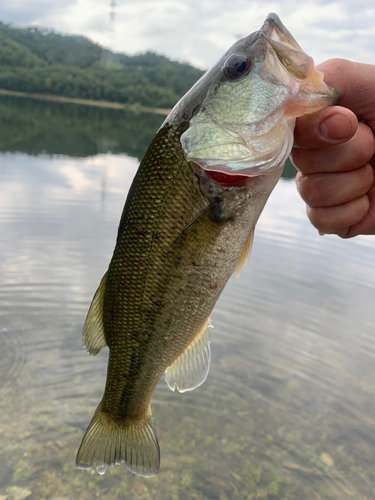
[165,318,212,393]
[167,199,226,265]
[82,272,108,356]
[234,228,254,280]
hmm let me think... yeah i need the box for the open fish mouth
[261,13,339,116]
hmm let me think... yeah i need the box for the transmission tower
[101,0,117,67]
[108,0,116,53]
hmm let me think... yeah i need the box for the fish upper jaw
[258,44,339,119]
[284,74,339,118]
[259,13,340,116]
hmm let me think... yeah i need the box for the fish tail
[75,402,160,477]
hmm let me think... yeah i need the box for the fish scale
[102,125,214,413]
[76,13,338,476]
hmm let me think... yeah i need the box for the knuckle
[344,164,373,196]
[356,124,375,164]
[354,194,370,220]
[291,148,320,175]
[338,229,353,239]
[362,163,375,187]
[306,206,327,231]
[298,175,322,205]
[337,229,350,239]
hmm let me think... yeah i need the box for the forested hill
[0,21,205,108]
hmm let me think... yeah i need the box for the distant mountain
[0,31,45,68]
[0,22,205,108]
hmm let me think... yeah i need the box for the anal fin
[234,228,254,280]
[82,272,108,356]
[165,318,212,393]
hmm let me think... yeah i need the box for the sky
[0,0,374,69]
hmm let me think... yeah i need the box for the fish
[76,13,338,477]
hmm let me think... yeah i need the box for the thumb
[293,106,358,149]
[294,58,375,150]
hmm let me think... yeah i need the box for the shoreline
[0,89,171,116]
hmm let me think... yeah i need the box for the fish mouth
[180,13,339,180]
[261,13,303,51]
[260,13,339,115]
[261,12,312,81]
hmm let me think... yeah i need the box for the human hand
[291,59,375,238]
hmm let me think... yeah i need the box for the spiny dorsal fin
[76,402,160,477]
[82,272,108,356]
[165,318,212,393]
[234,228,254,280]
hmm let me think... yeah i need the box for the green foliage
[283,157,297,179]
[0,21,103,68]
[0,32,45,68]
[0,95,164,160]
[13,459,32,481]
[180,473,193,488]
[117,51,205,97]
[0,21,205,108]
[115,480,128,498]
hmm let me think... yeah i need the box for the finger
[292,122,375,174]
[343,177,375,237]
[316,59,375,125]
[297,163,374,208]
[293,106,358,149]
[306,195,370,234]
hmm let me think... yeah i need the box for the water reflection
[0,95,164,160]
[1,98,375,500]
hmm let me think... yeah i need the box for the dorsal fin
[165,318,212,393]
[82,272,108,356]
[234,228,254,280]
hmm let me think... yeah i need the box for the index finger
[292,122,375,174]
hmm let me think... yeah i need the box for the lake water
[1,95,375,500]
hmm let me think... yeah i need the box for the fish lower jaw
[186,113,295,181]
[193,126,294,183]
[285,80,339,118]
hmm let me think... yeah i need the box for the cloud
[0,0,76,27]
[0,0,374,67]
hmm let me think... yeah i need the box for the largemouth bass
[76,13,338,477]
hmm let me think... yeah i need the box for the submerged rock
[320,453,335,468]
[5,486,32,500]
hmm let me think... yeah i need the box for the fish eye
[224,54,253,80]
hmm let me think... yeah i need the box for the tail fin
[76,403,160,477]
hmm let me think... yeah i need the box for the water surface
[1,96,375,500]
